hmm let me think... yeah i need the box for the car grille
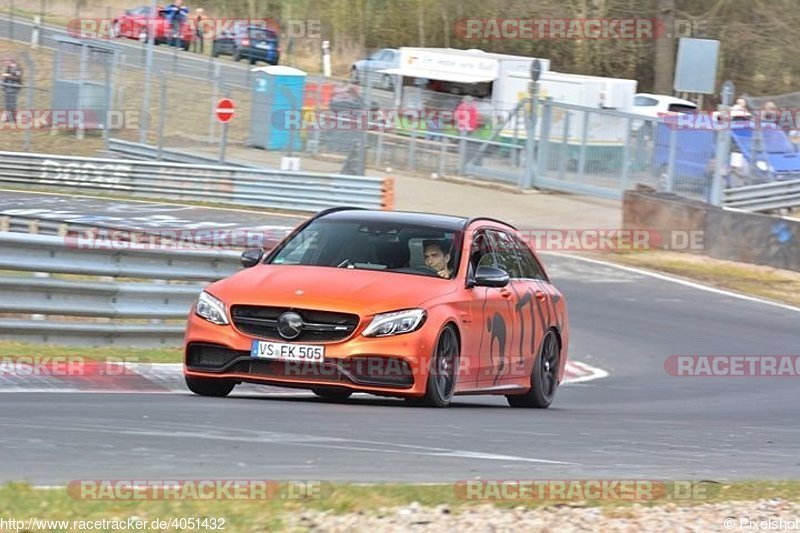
[230,306,359,342]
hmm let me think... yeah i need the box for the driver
[423,240,452,278]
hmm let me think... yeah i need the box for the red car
[112,5,193,49]
[183,208,570,408]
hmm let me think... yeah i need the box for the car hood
[207,265,457,316]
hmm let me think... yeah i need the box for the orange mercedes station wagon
[184,208,569,407]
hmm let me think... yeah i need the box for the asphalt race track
[0,192,799,484]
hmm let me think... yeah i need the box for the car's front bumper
[183,314,434,397]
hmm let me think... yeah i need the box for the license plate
[251,340,324,362]
[256,42,270,49]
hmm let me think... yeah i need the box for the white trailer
[378,47,551,111]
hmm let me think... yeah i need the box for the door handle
[499,288,512,299]
[534,290,547,301]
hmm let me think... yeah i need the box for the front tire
[408,325,459,407]
[507,330,560,408]
[185,375,235,397]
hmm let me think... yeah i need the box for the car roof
[315,208,516,232]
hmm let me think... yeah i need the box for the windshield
[267,219,462,279]
[733,128,796,154]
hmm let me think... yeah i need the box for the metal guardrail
[0,150,395,212]
[106,138,253,167]
[0,232,241,346]
[723,179,800,212]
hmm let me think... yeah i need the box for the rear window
[668,103,697,113]
[634,96,658,107]
[250,28,278,40]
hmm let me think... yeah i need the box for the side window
[512,233,548,281]
[469,230,496,274]
[487,230,522,279]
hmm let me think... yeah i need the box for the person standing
[2,59,23,123]
[164,0,189,48]
[191,8,206,54]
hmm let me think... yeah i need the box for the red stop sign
[215,98,235,123]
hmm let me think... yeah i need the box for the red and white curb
[0,360,607,394]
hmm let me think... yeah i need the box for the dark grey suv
[211,26,280,65]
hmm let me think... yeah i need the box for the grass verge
[0,340,182,363]
[0,481,798,531]
[596,250,800,308]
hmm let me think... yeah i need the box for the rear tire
[507,330,560,408]
[185,375,235,397]
[407,325,459,407]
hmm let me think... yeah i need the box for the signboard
[215,98,236,123]
[674,38,720,94]
[399,48,499,79]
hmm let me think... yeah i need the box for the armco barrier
[0,232,241,346]
[623,188,799,272]
[0,150,394,212]
[723,178,800,213]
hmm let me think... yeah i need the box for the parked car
[350,48,400,90]
[211,25,280,65]
[632,93,698,139]
[111,5,193,49]
[183,207,570,408]
[632,93,698,118]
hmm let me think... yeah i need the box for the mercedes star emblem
[277,311,303,340]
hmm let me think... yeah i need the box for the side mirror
[472,266,510,288]
[241,248,264,268]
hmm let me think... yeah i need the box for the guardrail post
[536,98,552,179]
[621,117,632,191]
[558,112,570,182]
[438,136,447,177]
[157,72,166,160]
[381,177,395,210]
[408,129,417,170]
[208,63,221,144]
[577,111,590,182]
[0,217,9,232]
[374,128,384,167]
[32,16,41,48]
[711,116,732,206]
[666,127,678,193]
[458,134,467,176]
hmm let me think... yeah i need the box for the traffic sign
[215,98,235,123]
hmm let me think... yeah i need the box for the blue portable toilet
[249,66,307,151]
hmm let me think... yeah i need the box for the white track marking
[543,251,800,314]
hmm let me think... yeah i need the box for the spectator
[730,97,751,119]
[191,8,206,54]
[2,59,23,123]
[164,0,189,48]
[454,95,478,136]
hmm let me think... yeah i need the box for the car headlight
[756,160,769,172]
[195,291,229,325]
[362,309,426,337]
